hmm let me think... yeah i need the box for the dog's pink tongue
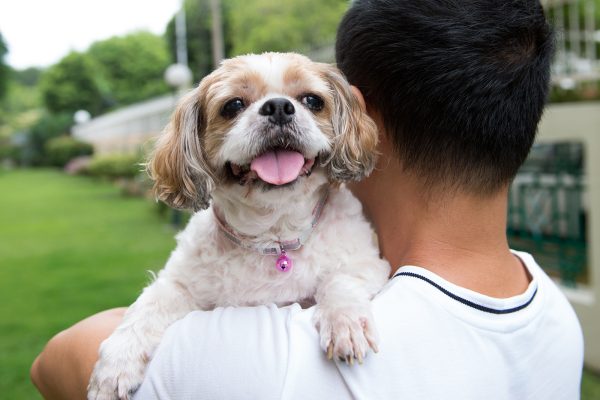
[250,150,305,185]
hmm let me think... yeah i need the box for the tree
[0,67,42,140]
[13,67,42,87]
[40,52,104,116]
[87,32,171,106]
[23,112,74,166]
[226,0,346,56]
[0,32,9,101]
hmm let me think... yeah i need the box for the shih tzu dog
[88,52,390,400]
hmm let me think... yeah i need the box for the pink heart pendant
[276,250,292,272]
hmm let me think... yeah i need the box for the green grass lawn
[583,369,600,400]
[0,169,176,399]
[1,168,599,399]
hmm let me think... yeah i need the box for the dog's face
[148,52,378,210]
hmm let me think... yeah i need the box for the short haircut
[336,0,554,194]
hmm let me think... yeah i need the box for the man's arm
[30,308,126,400]
[31,303,338,400]
[30,305,298,400]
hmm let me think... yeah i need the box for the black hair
[336,0,554,194]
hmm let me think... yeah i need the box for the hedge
[85,154,143,179]
[45,136,94,167]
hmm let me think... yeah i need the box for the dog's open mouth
[228,149,316,186]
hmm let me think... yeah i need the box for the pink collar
[213,188,329,272]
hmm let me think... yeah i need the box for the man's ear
[146,88,215,211]
[320,64,379,182]
[350,85,367,111]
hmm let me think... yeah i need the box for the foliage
[85,153,143,179]
[0,83,42,139]
[0,137,19,161]
[12,67,42,87]
[40,52,104,116]
[0,32,9,101]
[24,112,73,165]
[44,136,94,167]
[87,32,171,107]
[23,32,171,128]
[582,369,600,400]
[227,0,346,56]
[0,66,43,139]
[0,169,175,399]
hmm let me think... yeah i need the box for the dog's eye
[300,94,324,112]
[221,98,245,118]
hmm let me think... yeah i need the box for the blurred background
[0,0,599,398]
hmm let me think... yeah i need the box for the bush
[26,112,74,166]
[0,139,19,162]
[45,136,94,167]
[85,154,143,179]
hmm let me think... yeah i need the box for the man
[31,0,583,399]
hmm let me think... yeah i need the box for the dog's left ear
[319,64,379,182]
[147,87,215,211]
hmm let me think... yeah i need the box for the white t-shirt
[134,251,583,400]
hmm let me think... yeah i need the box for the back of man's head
[336,0,554,195]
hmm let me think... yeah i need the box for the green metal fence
[508,142,588,286]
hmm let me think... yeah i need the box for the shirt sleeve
[133,303,300,400]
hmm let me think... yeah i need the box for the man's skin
[30,89,531,399]
[31,308,127,399]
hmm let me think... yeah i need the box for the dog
[88,52,391,400]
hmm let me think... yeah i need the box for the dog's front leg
[313,258,390,365]
[87,277,197,400]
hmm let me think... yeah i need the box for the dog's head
[148,52,378,211]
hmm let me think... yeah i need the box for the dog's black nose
[259,98,295,125]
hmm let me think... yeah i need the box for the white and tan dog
[88,52,390,400]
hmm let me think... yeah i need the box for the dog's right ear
[147,88,215,211]
[318,64,379,182]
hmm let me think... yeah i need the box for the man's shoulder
[367,251,583,364]
[344,253,583,399]
[512,251,582,319]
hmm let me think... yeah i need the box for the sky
[0,0,181,69]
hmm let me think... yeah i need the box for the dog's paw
[87,338,148,400]
[313,305,379,365]
[88,359,146,400]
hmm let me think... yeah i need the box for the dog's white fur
[88,53,390,400]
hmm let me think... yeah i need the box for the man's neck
[349,150,530,298]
